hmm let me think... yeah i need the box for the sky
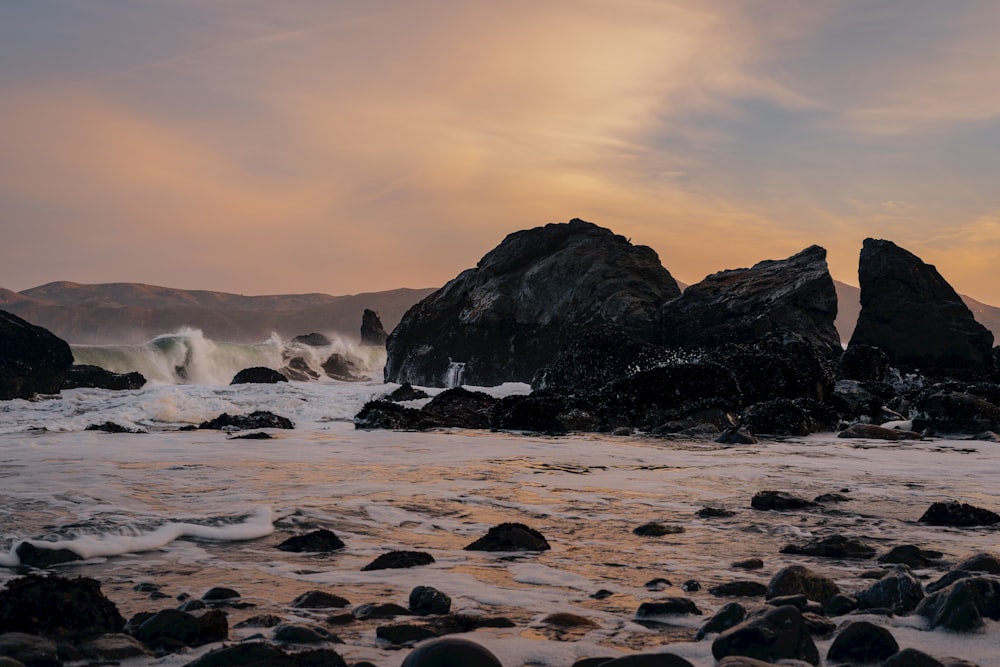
[2,1,1000,303]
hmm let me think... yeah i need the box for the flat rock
[837,423,922,440]
[361,551,435,571]
[751,491,816,511]
[276,529,345,553]
[779,534,876,559]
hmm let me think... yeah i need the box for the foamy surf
[0,506,274,567]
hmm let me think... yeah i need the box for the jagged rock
[740,398,838,436]
[0,310,74,400]
[14,541,83,567]
[409,586,451,616]
[230,367,287,385]
[0,575,125,640]
[696,602,747,639]
[360,551,434,571]
[490,391,595,434]
[198,411,294,431]
[353,400,428,430]
[918,500,1000,527]
[531,326,673,392]
[385,219,680,387]
[277,529,345,553]
[464,523,550,551]
[0,633,59,667]
[660,246,840,357]
[837,344,890,385]
[387,382,430,402]
[360,309,388,347]
[721,334,836,405]
[421,387,496,428]
[61,364,146,390]
[916,575,1000,631]
[400,637,503,667]
[321,354,366,382]
[290,591,350,609]
[85,421,144,433]
[635,598,703,617]
[233,614,281,628]
[292,333,332,347]
[765,565,839,603]
[751,491,816,511]
[912,391,1000,434]
[826,620,898,663]
[848,238,994,377]
[711,605,819,666]
[855,565,924,614]
[184,642,347,667]
[837,423,922,440]
[779,534,876,559]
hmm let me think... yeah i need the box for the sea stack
[384,219,680,387]
[848,238,994,377]
[360,309,388,347]
[1,309,74,400]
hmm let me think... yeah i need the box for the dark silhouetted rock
[230,367,288,385]
[709,581,767,597]
[597,655,696,667]
[199,411,294,430]
[354,400,428,430]
[912,391,1000,434]
[490,391,594,434]
[955,552,1000,574]
[740,397,837,436]
[882,648,947,667]
[711,605,819,666]
[388,382,430,401]
[184,642,347,667]
[721,334,836,406]
[878,544,943,568]
[361,551,435,571]
[765,565,839,603]
[918,500,1000,527]
[280,356,320,381]
[277,529,345,553]
[377,622,439,645]
[823,593,857,616]
[633,522,684,537]
[61,364,146,390]
[732,558,763,570]
[361,309,388,347]
[916,575,1000,631]
[0,309,74,400]
[837,423,922,440]
[636,598,702,617]
[321,354,366,382]
[353,602,413,620]
[848,238,994,377]
[837,344,890,385]
[421,387,496,428]
[464,523,550,551]
[660,246,840,357]
[826,620,898,663]
[855,565,924,614]
[716,427,757,444]
[751,491,816,512]
[400,637,503,667]
[780,534,876,559]
[202,587,240,601]
[290,591,350,609]
[273,623,340,644]
[79,633,152,661]
[85,421,144,433]
[0,632,59,667]
[697,507,736,518]
[385,219,680,387]
[292,332,331,347]
[14,541,84,568]
[409,586,451,616]
[129,608,227,648]
[230,431,271,440]
[0,574,125,640]
[696,602,747,640]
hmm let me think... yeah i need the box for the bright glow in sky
[2,1,1000,302]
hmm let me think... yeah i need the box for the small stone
[277,529,345,553]
[681,580,701,592]
[644,578,671,591]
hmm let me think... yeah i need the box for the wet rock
[877,544,943,568]
[279,356,320,382]
[882,648,946,667]
[732,558,764,570]
[490,391,586,434]
[716,658,808,667]
[321,354,366,382]
[233,614,282,628]
[751,491,816,512]
[826,620,898,663]
[386,219,680,387]
[765,565,839,603]
[779,534,876,559]
[409,586,451,616]
[202,587,240,602]
[199,411,294,431]
[659,246,841,357]
[912,391,1000,434]
[837,423,922,440]
[0,632,59,667]
[635,598,702,617]
[292,332,332,347]
[540,612,599,628]
[421,387,496,428]
[681,580,701,592]
[837,344,890,385]
[273,623,341,644]
[849,238,995,378]
[178,600,206,612]
[399,636,503,667]
[697,507,736,518]
[711,605,819,666]
[709,581,767,597]
[85,421,144,433]
[377,623,439,645]
[0,575,125,640]
[955,552,1000,574]
[916,575,1000,631]
[130,608,228,648]
[14,542,83,568]
[230,431,271,440]
[716,427,758,445]
[464,523,550,551]
[741,398,837,436]
[183,642,347,667]
[0,310,74,400]
[361,551,435,571]
[353,603,413,620]
[822,594,857,616]
[645,578,671,591]
[277,529,345,553]
[61,364,146,390]
[765,594,810,610]
[856,565,924,614]
[633,522,684,537]
[361,309,388,347]
[388,383,430,402]
[598,655,696,667]
[230,367,287,385]
[79,633,152,661]
[918,500,1000,526]
[696,602,747,639]
[813,492,850,503]
[353,400,428,430]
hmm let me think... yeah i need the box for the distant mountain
[1,281,437,344]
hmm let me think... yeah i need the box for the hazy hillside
[1,282,436,344]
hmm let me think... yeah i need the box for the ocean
[1,331,998,666]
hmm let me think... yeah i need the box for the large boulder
[848,239,994,377]
[360,309,388,347]
[0,310,74,400]
[0,575,125,641]
[384,219,680,387]
[61,364,146,391]
[659,246,841,357]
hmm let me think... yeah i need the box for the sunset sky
[2,1,1000,303]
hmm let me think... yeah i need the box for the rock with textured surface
[848,239,994,377]
[0,575,124,640]
[61,364,146,391]
[0,309,73,400]
[826,621,898,663]
[660,246,840,357]
[360,309,388,347]
[916,575,1000,631]
[711,605,819,666]
[385,219,680,387]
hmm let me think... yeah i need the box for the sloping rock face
[1,309,74,400]
[848,239,994,377]
[659,246,841,357]
[385,219,680,387]
[361,309,388,347]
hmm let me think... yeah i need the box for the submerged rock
[0,309,74,400]
[385,219,680,387]
[751,491,816,512]
[14,541,83,568]
[0,574,125,640]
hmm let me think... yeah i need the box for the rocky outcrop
[360,309,388,347]
[384,219,680,387]
[230,367,287,385]
[1,309,74,400]
[848,239,994,377]
[61,364,146,391]
[0,575,125,640]
[659,246,841,357]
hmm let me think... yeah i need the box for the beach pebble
[399,637,502,667]
[826,620,898,663]
[599,655,696,666]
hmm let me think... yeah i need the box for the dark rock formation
[202,587,240,602]
[352,602,412,620]
[918,500,1000,527]
[354,400,428,430]
[837,423,922,440]
[708,581,767,597]
[723,334,836,405]
[490,391,595,434]
[837,343,890,385]
[955,552,1000,574]
[660,246,841,357]
[279,356,319,381]
[421,387,496,428]
[290,591,350,609]
[912,390,1000,434]
[635,598,703,617]
[409,586,451,616]
[360,551,435,571]
[633,522,684,537]
[856,565,924,614]
[385,219,680,387]
[464,523,550,551]
[321,354,366,382]
[848,238,994,377]
[276,529,345,553]
[129,608,227,649]
[272,622,340,644]
[198,411,294,430]
[14,541,83,567]
[878,545,943,568]
[711,605,819,666]
[387,382,430,402]
[740,397,837,436]
[360,309,388,347]
[0,575,125,640]
[826,621,899,663]
[0,309,74,400]
[86,421,144,434]
[696,602,747,639]
[0,632,60,667]
[916,575,1000,631]
[61,364,146,391]
[184,642,347,667]
[400,637,502,667]
[779,534,876,559]
[751,491,816,512]
[291,332,331,347]
[230,367,287,385]
[765,565,839,602]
